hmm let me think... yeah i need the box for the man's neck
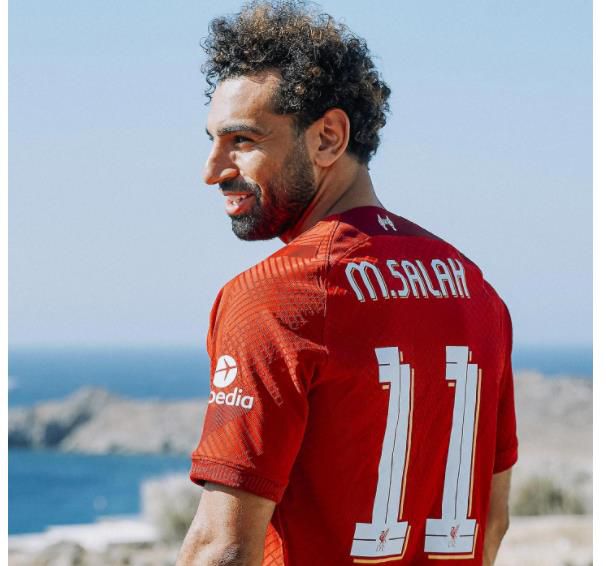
[280,163,383,243]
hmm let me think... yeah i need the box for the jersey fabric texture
[190,206,518,565]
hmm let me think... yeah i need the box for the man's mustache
[219,179,260,195]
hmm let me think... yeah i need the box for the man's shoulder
[212,219,341,334]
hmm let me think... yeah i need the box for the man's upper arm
[190,264,327,501]
[177,482,276,566]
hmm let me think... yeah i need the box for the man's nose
[203,145,239,185]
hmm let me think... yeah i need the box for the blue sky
[9,0,592,347]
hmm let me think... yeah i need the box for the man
[178,2,517,565]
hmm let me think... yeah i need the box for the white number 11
[351,346,481,560]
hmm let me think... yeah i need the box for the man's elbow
[201,542,248,566]
[178,539,250,566]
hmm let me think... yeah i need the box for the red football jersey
[191,206,517,565]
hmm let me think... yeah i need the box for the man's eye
[234,135,253,144]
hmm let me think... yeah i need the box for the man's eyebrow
[206,124,265,139]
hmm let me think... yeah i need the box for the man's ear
[307,108,350,168]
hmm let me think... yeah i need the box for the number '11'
[350,346,481,560]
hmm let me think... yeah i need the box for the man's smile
[222,191,257,216]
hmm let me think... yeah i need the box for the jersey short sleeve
[493,305,518,473]
[190,252,328,502]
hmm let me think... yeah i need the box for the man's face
[204,73,317,240]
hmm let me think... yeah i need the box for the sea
[8,345,592,535]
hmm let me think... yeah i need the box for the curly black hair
[202,0,391,165]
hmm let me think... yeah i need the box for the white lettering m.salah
[345,257,471,303]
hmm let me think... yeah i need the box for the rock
[8,388,207,455]
[61,399,206,454]
[33,541,86,566]
[8,389,118,449]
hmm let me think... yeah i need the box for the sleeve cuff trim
[493,444,518,473]
[190,457,285,503]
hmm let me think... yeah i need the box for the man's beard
[222,138,317,241]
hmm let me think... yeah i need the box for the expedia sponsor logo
[209,387,254,410]
[213,355,238,388]
[210,355,254,410]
